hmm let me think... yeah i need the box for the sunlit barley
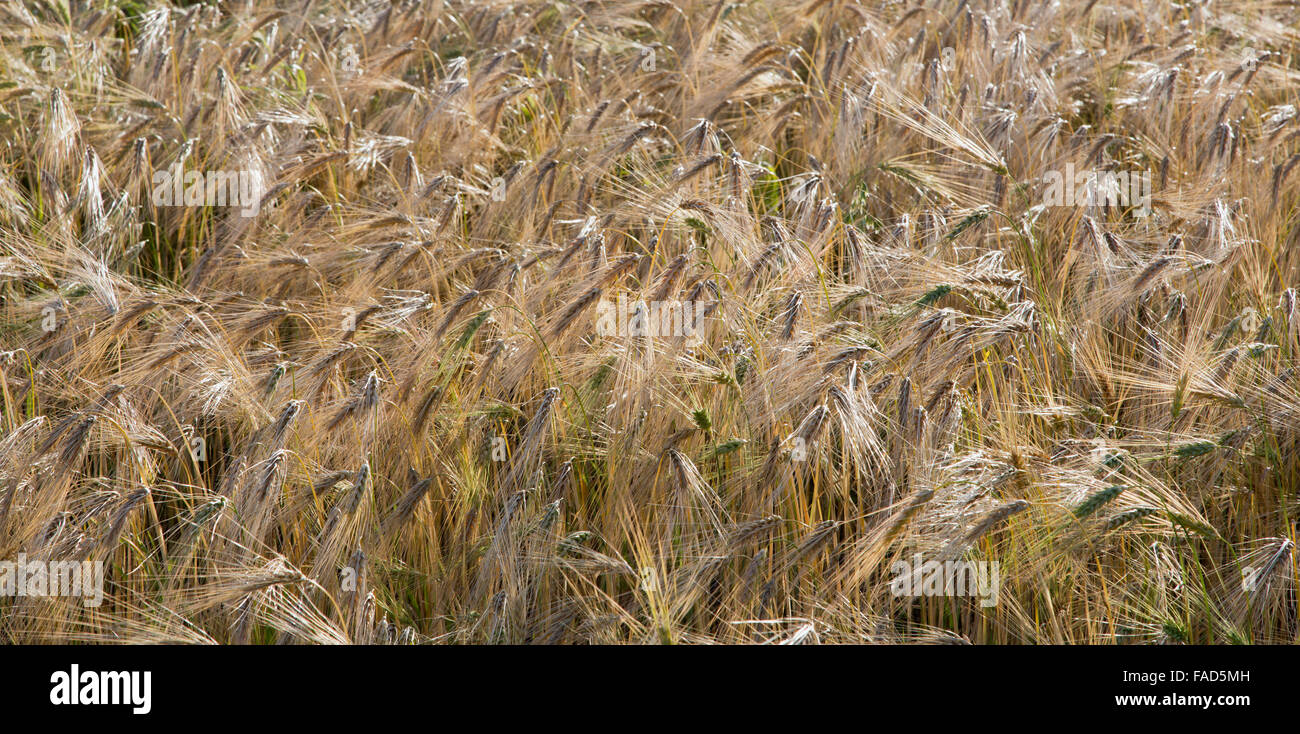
[0,0,1297,646]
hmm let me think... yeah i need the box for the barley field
[1,0,1298,645]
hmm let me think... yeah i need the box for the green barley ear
[832,287,872,316]
[483,402,523,421]
[943,206,990,242]
[1161,621,1190,643]
[684,217,710,246]
[734,354,750,384]
[691,408,711,432]
[1245,341,1277,357]
[1104,506,1158,532]
[1214,313,1244,351]
[558,530,593,556]
[1224,626,1250,645]
[1168,512,1219,540]
[914,283,952,309]
[587,357,616,391]
[1078,404,1108,424]
[1172,440,1216,459]
[878,161,921,186]
[1171,371,1187,420]
[264,361,288,396]
[1218,426,1253,447]
[183,497,228,539]
[1074,485,1124,518]
[707,438,747,459]
[535,499,562,534]
[1101,450,1127,469]
[454,309,491,351]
